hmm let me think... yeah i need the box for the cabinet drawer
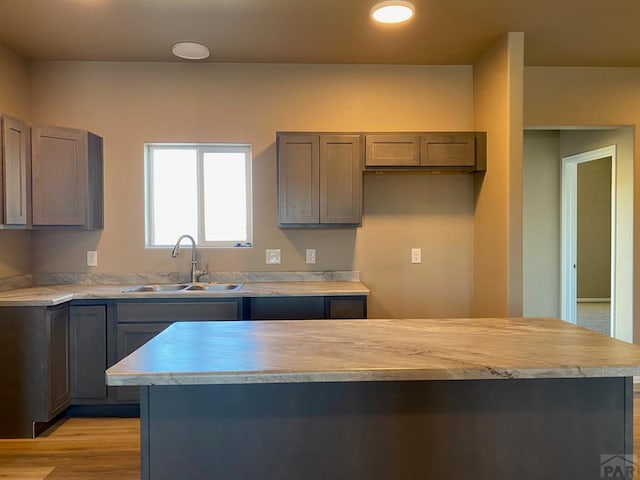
[250,297,325,320]
[326,297,367,319]
[116,301,239,322]
[365,134,420,167]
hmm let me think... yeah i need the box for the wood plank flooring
[0,398,639,479]
[0,418,139,479]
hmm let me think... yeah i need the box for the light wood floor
[1,399,640,479]
[0,418,139,479]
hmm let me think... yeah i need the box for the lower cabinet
[48,306,71,420]
[114,323,171,402]
[0,293,369,437]
[248,296,367,320]
[69,305,107,402]
[0,304,70,438]
[113,299,241,402]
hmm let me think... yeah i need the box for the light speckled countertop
[106,317,640,385]
[0,281,369,307]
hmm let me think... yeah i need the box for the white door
[561,145,616,335]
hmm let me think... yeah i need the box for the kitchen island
[107,317,640,480]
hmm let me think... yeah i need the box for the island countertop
[105,317,640,386]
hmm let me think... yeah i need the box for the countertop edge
[106,366,640,386]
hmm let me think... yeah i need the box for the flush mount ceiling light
[371,0,415,24]
[171,42,210,60]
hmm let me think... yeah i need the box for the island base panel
[140,377,632,480]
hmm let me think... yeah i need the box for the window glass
[145,144,252,248]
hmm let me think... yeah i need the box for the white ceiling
[0,0,639,66]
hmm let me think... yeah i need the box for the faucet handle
[196,263,209,282]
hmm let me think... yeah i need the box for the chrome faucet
[171,234,205,283]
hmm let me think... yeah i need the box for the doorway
[561,145,616,336]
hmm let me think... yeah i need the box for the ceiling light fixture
[371,0,415,24]
[172,42,210,60]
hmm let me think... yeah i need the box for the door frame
[560,145,616,335]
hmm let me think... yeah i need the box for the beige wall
[472,32,524,317]
[27,62,476,318]
[0,45,32,278]
[522,130,561,317]
[577,158,611,299]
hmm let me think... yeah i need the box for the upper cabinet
[365,134,421,167]
[277,133,362,227]
[0,114,29,227]
[365,132,486,173]
[31,125,103,229]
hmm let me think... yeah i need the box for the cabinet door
[277,134,319,225]
[115,323,171,402]
[31,126,87,226]
[48,306,70,418]
[365,134,420,167]
[70,305,107,400]
[1,116,28,225]
[320,135,362,224]
[420,133,476,168]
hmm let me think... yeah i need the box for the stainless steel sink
[124,283,241,293]
[184,283,242,292]
[124,284,189,293]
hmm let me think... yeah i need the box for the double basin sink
[124,282,242,293]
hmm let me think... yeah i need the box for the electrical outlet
[306,249,316,264]
[411,248,422,264]
[266,249,281,265]
[87,250,98,267]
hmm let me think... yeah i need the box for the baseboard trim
[577,298,611,303]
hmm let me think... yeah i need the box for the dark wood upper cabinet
[277,134,320,224]
[365,134,420,167]
[278,133,362,227]
[31,125,103,229]
[420,132,476,168]
[365,132,486,172]
[0,115,29,226]
[319,135,362,224]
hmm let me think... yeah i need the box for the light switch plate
[411,248,422,264]
[306,249,316,264]
[266,249,281,265]
[87,250,98,267]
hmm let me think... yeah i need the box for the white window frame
[144,143,253,248]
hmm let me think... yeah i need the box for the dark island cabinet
[0,304,70,438]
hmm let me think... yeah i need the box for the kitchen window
[145,143,252,248]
